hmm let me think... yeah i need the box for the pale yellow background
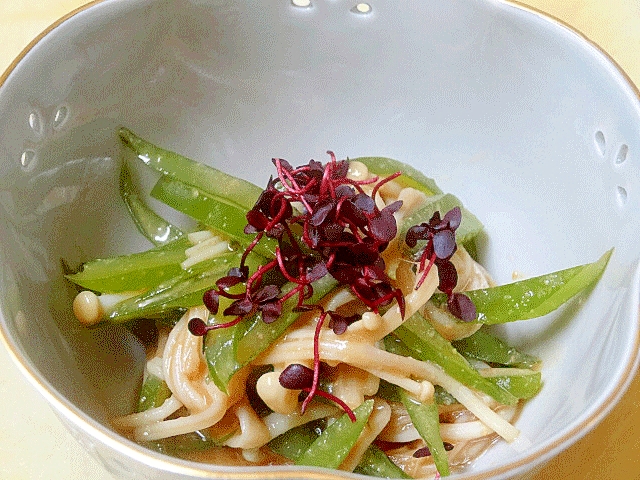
[0,1,638,479]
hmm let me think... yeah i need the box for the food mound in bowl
[66,128,609,478]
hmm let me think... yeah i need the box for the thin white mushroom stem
[72,290,141,326]
[259,338,520,442]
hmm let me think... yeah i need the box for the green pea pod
[353,444,411,479]
[271,417,409,479]
[434,385,458,405]
[387,317,519,406]
[120,163,184,246]
[205,317,246,394]
[66,237,191,293]
[295,399,374,468]
[151,176,276,258]
[481,370,541,399]
[267,419,323,460]
[119,127,262,211]
[103,252,241,323]
[452,328,540,368]
[350,156,443,197]
[137,374,171,412]
[434,249,612,324]
[399,193,484,248]
[398,388,450,477]
[143,429,233,456]
[206,274,337,393]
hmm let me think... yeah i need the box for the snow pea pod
[151,176,276,258]
[137,374,171,412]
[104,252,241,323]
[144,429,233,456]
[267,419,322,461]
[295,399,374,468]
[353,444,410,479]
[205,319,245,394]
[398,388,450,477]
[387,316,519,406]
[269,419,408,478]
[119,127,262,211]
[66,237,191,293]
[120,163,184,246]
[351,156,443,197]
[434,249,612,324]
[452,328,539,368]
[481,370,541,400]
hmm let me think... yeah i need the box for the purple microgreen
[215,275,243,290]
[223,298,254,316]
[443,206,461,230]
[187,315,244,336]
[432,229,456,259]
[405,207,477,321]
[202,289,219,314]
[369,210,397,242]
[279,363,314,390]
[447,292,477,322]
[353,193,376,214]
[306,261,328,282]
[252,284,281,303]
[259,301,282,324]
[187,317,209,336]
[328,312,360,335]
[436,259,458,294]
[310,200,335,226]
[189,152,410,422]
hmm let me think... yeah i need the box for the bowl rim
[0,0,639,478]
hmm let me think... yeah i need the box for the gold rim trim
[505,0,640,99]
[0,1,639,479]
[0,0,105,88]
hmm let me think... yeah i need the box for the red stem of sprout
[301,310,327,415]
[371,171,402,200]
[302,388,356,422]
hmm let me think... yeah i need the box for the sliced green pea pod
[270,416,408,478]
[137,374,171,412]
[295,399,374,468]
[353,444,410,479]
[205,317,246,394]
[452,328,540,368]
[434,385,458,406]
[120,163,184,246]
[398,388,450,477]
[267,419,323,460]
[387,317,519,406]
[143,429,233,456]
[350,156,442,197]
[434,249,612,324]
[480,369,542,399]
[151,176,276,258]
[119,127,262,211]
[66,237,191,293]
[103,252,241,323]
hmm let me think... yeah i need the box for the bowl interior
[1,0,639,478]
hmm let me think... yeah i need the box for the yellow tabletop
[0,1,638,479]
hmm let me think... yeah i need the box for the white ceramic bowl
[1,1,639,479]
